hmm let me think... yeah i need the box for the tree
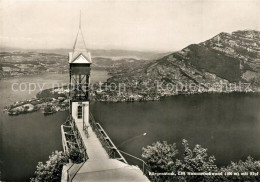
[142,140,260,182]
[181,139,218,171]
[180,139,218,182]
[30,151,69,182]
[24,105,29,111]
[142,141,179,173]
[142,140,219,182]
[44,105,54,113]
[69,147,84,164]
[219,156,260,182]
[142,141,181,182]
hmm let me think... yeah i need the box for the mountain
[0,46,170,60]
[108,30,260,93]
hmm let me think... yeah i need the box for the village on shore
[4,80,259,116]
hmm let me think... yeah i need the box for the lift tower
[69,15,92,129]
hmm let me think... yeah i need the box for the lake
[91,93,260,167]
[0,71,108,181]
[0,73,260,181]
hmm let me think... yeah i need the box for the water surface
[0,72,259,181]
[0,71,109,181]
[91,93,260,166]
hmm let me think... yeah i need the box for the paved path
[69,117,150,181]
[75,120,109,160]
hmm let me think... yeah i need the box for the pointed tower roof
[69,12,92,63]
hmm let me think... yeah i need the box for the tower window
[78,105,82,119]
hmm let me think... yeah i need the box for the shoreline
[0,72,68,80]
[4,90,260,116]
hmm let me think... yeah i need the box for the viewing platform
[61,112,150,182]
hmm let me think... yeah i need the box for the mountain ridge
[146,29,259,83]
[108,30,260,94]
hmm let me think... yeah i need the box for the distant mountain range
[109,30,260,91]
[0,46,170,60]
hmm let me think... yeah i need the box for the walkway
[62,114,150,182]
[75,120,109,160]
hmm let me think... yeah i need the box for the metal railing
[61,115,89,182]
[61,116,74,154]
[68,162,86,182]
[116,149,159,181]
[89,112,154,180]
[118,149,151,175]
[70,116,88,161]
[61,125,69,153]
[89,112,127,163]
[61,115,88,161]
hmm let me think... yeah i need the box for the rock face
[108,30,259,94]
[143,30,260,87]
[202,30,260,81]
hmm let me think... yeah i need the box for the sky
[0,0,259,52]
